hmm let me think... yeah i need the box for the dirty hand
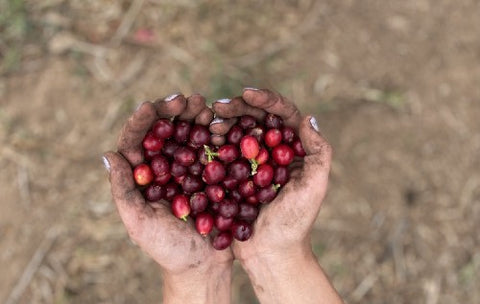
[103,94,233,304]
[211,89,342,304]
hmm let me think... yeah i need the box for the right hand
[210,89,333,265]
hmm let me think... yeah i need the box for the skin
[104,90,343,304]
[104,94,232,304]
[211,88,344,304]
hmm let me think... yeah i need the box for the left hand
[103,94,233,304]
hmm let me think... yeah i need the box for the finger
[195,107,215,126]
[117,101,158,166]
[291,115,332,207]
[212,97,266,121]
[103,151,150,226]
[242,88,302,127]
[103,152,173,243]
[210,134,225,146]
[209,117,238,135]
[179,94,208,121]
[154,93,187,118]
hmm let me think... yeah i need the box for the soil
[1,0,479,303]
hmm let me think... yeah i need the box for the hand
[211,89,342,304]
[103,94,233,304]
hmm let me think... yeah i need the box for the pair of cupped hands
[103,88,334,303]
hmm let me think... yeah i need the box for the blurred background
[1,0,479,303]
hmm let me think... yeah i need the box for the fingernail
[164,93,181,102]
[210,117,224,125]
[310,116,319,132]
[243,87,259,91]
[102,156,111,172]
[215,98,231,104]
[135,101,146,112]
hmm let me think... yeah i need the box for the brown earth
[1,0,479,303]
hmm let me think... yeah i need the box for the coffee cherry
[292,139,306,157]
[272,144,294,166]
[144,183,165,201]
[172,194,190,221]
[218,199,239,218]
[134,164,154,186]
[143,132,164,152]
[174,146,196,166]
[253,164,274,188]
[227,125,243,145]
[240,135,260,160]
[153,119,174,139]
[195,212,214,236]
[215,214,234,231]
[181,175,203,194]
[232,221,253,241]
[265,128,282,148]
[281,126,296,143]
[206,185,225,203]
[264,113,283,129]
[189,125,210,149]
[239,115,256,129]
[202,161,226,185]
[190,192,208,214]
[213,232,233,250]
[174,121,191,143]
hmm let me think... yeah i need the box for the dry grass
[1,0,479,303]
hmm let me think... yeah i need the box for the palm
[232,163,327,259]
[121,186,233,273]
[107,95,233,274]
[209,89,332,261]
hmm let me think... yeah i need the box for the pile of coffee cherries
[133,113,306,250]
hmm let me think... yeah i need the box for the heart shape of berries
[133,113,306,250]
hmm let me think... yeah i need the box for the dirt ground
[1,0,479,303]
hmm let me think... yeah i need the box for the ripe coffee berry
[143,132,164,152]
[240,135,260,160]
[190,192,208,214]
[195,212,214,236]
[213,232,233,250]
[171,194,190,221]
[265,129,282,148]
[133,163,154,186]
[272,144,294,166]
[132,101,306,250]
[144,183,165,201]
[202,160,226,185]
[232,221,253,241]
[253,164,274,188]
[153,119,175,139]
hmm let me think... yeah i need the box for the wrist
[239,243,343,304]
[162,261,233,304]
[240,238,315,272]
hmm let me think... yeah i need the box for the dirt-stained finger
[242,88,302,127]
[179,94,208,121]
[211,134,226,146]
[154,93,187,118]
[117,101,158,166]
[104,151,146,213]
[212,96,266,121]
[195,107,214,126]
[209,117,238,135]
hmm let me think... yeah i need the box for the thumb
[103,151,150,236]
[296,115,333,204]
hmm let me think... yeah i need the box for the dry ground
[1,0,479,303]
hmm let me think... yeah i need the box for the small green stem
[250,159,259,175]
[273,184,281,191]
[203,145,219,162]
